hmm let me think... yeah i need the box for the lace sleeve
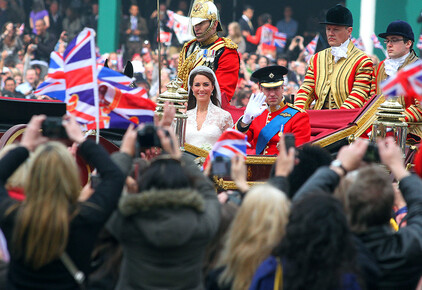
[221,110,234,131]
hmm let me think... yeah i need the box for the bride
[185,66,234,148]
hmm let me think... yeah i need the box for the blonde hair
[228,22,243,46]
[12,142,81,269]
[217,184,290,290]
[0,144,30,189]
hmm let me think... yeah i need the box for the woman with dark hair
[250,193,360,290]
[0,22,23,65]
[0,115,125,289]
[106,128,220,289]
[185,66,233,148]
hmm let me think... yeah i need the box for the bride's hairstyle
[187,66,221,110]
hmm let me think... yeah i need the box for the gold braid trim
[221,37,238,50]
[177,38,236,89]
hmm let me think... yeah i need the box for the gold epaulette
[287,103,306,113]
[221,37,238,50]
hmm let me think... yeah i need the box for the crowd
[0,111,422,289]
[0,0,320,105]
[2,1,422,289]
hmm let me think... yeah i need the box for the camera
[211,156,231,178]
[284,133,296,151]
[137,124,161,149]
[41,116,68,139]
[363,142,380,163]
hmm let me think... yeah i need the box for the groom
[235,65,311,155]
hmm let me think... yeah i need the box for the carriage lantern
[155,78,189,149]
[371,96,408,154]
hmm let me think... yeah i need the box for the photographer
[293,138,422,289]
[0,115,125,289]
[106,123,220,289]
[30,19,57,64]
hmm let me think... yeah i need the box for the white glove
[242,92,267,125]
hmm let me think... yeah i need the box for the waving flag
[304,34,319,62]
[371,33,383,49]
[351,37,365,51]
[34,51,66,101]
[381,60,422,101]
[260,26,274,46]
[35,28,156,130]
[273,32,287,49]
[203,129,249,170]
[417,34,422,50]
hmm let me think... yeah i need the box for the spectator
[0,0,20,31]
[238,5,256,53]
[0,115,125,289]
[62,6,83,41]
[0,22,23,66]
[122,4,149,63]
[295,137,422,289]
[84,1,99,32]
[206,184,290,290]
[29,0,49,35]
[250,193,360,289]
[47,0,63,37]
[1,76,24,98]
[31,19,56,64]
[243,13,278,58]
[276,6,298,41]
[257,55,269,68]
[227,22,246,54]
[106,128,220,290]
[16,68,39,97]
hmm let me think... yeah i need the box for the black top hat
[251,65,288,88]
[378,20,414,42]
[320,4,353,27]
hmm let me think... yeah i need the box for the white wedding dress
[185,102,234,149]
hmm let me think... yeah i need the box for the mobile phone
[363,142,380,163]
[284,133,296,151]
[41,116,68,139]
[212,156,231,178]
[91,174,101,189]
[137,124,161,149]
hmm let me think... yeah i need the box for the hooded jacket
[107,155,220,290]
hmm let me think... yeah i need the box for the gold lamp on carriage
[370,96,408,153]
[155,78,189,149]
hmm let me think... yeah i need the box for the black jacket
[0,140,125,289]
[294,167,422,290]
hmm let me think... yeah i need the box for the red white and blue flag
[35,28,155,130]
[380,60,422,101]
[371,33,383,49]
[351,37,365,51]
[273,32,287,49]
[417,34,422,50]
[260,27,286,48]
[203,129,249,170]
[34,51,66,101]
[304,34,319,62]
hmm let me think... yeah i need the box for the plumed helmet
[189,0,222,33]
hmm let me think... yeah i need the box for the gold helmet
[189,0,223,36]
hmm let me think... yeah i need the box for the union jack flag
[34,51,66,101]
[417,34,422,50]
[35,28,155,129]
[351,37,365,51]
[203,129,249,170]
[260,26,274,46]
[273,32,287,49]
[381,60,422,101]
[304,34,319,62]
[371,33,383,49]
